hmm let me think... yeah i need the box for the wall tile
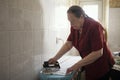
[0,0,8,7]
[0,6,9,31]
[32,0,43,12]
[23,10,33,31]
[33,55,42,67]
[23,31,33,52]
[23,0,34,10]
[0,31,9,57]
[0,57,9,80]
[33,49,42,57]
[23,70,34,80]
[33,31,42,50]
[10,53,24,67]
[41,30,51,54]
[9,31,24,55]
[8,0,23,9]
[23,50,33,72]
[8,7,24,31]
[10,54,24,79]
[10,74,24,80]
[32,12,43,30]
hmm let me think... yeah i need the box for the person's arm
[49,41,73,63]
[66,48,103,73]
[77,48,103,67]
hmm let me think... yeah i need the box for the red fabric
[67,17,115,80]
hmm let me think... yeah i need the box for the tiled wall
[0,0,63,80]
[1,0,120,80]
[108,8,120,52]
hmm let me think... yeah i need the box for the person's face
[67,13,83,30]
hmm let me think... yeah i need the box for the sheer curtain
[67,0,80,6]
[54,0,79,6]
[103,0,109,41]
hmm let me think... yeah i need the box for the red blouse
[67,17,115,80]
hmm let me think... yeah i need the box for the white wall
[108,8,120,52]
[0,0,63,80]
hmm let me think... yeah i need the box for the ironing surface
[41,56,81,75]
[40,56,81,80]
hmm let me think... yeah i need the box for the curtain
[66,0,80,6]
[54,0,80,6]
[102,0,109,41]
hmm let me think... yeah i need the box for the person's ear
[80,15,84,18]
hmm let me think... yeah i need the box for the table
[39,56,81,80]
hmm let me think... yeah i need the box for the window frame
[80,0,103,24]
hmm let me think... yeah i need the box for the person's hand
[66,63,80,74]
[48,57,57,64]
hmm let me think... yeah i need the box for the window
[55,6,69,29]
[83,5,98,21]
[80,0,103,23]
[54,6,70,43]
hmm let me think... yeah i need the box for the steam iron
[42,61,60,74]
[43,61,60,68]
